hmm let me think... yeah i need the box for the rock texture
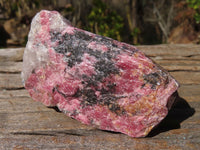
[22,10,179,137]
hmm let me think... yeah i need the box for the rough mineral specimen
[22,10,179,137]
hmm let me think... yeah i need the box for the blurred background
[0,0,200,48]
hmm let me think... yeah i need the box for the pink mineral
[22,10,179,137]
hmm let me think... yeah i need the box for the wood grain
[0,89,29,99]
[178,85,200,102]
[138,44,200,56]
[0,61,22,73]
[0,73,23,89]
[0,45,200,150]
[0,48,24,62]
[170,72,200,84]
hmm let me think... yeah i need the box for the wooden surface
[0,45,200,150]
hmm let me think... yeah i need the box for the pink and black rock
[22,10,179,137]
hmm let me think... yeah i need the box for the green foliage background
[187,0,200,23]
[0,0,200,47]
[85,0,124,41]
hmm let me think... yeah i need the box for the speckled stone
[22,10,179,137]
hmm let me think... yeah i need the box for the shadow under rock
[148,92,195,137]
[48,106,62,113]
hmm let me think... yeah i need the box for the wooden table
[0,45,200,150]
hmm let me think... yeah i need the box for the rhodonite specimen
[22,10,179,137]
